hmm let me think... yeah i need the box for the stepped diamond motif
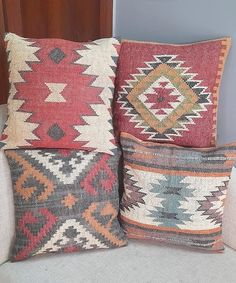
[49,48,66,64]
[118,54,212,141]
[47,123,65,141]
[137,76,184,121]
[148,175,194,228]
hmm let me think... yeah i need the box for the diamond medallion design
[49,48,66,64]
[137,76,184,122]
[47,123,65,141]
[118,55,212,141]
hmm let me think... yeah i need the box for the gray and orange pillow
[5,148,127,261]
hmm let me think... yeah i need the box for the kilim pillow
[5,149,127,261]
[120,132,236,252]
[114,39,231,147]
[1,33,120,155]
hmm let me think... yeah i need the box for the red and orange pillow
[114,38,231,147]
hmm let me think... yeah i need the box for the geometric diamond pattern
[118,55,211,141]
[115,39,231,147]
[137,77,184,121]
[49,47,66,64]
[148,175,195,228]
[47,123,65,141]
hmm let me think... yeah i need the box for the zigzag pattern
[120,167,146,211]
[74,38,119,154]
[3,33,40,148]
[197,181,229,225]
[1,34,119,155]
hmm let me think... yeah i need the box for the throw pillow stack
[1,33,236,263]
[0,33,127,262]
[114,39,236,252]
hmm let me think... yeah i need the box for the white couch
[1,104,236,283]
[1,240,236,283]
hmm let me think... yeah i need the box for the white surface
[223,167,236,250]
[0,151,15,265]
[0,240,236,283]
[0,104,14,265]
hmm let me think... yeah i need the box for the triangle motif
[37,219,107,254]
[45,83,67,102]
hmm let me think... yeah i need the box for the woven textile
[5,149,127,261]
[1,33,120,155]
[120,132,236,252]
[115,39,231,147]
